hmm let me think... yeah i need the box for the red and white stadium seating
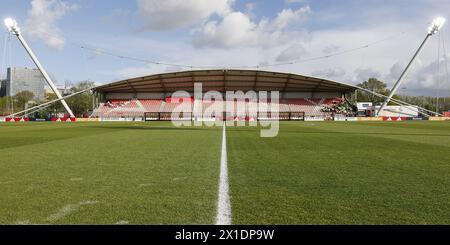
[91,97,344,119]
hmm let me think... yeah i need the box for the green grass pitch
[0,121,449,224]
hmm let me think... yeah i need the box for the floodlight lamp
[429,17,446,35]
[4,18,19,33]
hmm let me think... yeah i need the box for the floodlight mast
[3,18,75,118]
[377,17,446,116]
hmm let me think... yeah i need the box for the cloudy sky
[1,0,449,96]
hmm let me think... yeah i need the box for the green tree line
[353,78,450,113]
[0,81,95,117]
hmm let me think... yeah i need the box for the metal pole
[8,26,75,117]
[377,33,432,116]
[377,17,446,116]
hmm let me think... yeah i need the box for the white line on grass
[114,220,129,225]
[172,177,188,181]
[45,200,98,223]
[216,122,231,225]
[15,220,31,225]
[139,183,154,187]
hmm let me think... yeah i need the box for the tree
[17,81,95,118]
[0,96,13,115]
[66,81,95,117]
[355,78,401,105]
[14,90,34,111]
[398,95,450,113]
[355,78,388,104]
[43,93,64,117]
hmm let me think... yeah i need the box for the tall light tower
[377,17,446,116]
[4,18,75,118]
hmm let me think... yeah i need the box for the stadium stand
[91,97,344,119]
[140,99,164,112]
[91,70,356,121]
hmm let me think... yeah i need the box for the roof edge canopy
[94,69,355,93]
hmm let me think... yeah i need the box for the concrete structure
[0,79,6,97]
[2,67,45,101]
[376,105,419,118]
[356,102,419,118]
[356,102,420,118]
[356,102,373,116]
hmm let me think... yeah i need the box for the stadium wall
[356,117,383,121]
[377,105,419,118]
[75,118,101,122]
[429,117,450,121]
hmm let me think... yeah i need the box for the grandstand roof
[94,69,355,93]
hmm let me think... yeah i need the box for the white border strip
[215,122,231,225]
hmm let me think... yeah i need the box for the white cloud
[322,45,340,55]
[137,0,234,30]
[115,64,162,79]
[245,2,256,18]
[192,12,257,48]
[245,2,256,12]
[312,68,346,79]
[272,6,311,30]
[408,55,450,92]
[116,65,188,79]
[353,68,382,82]
[25,0,78,51]
[106,19,446,97]
[192,5,311,49]
[91,1,449,97]
[385,62,403,83]
[276,43,308,62]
